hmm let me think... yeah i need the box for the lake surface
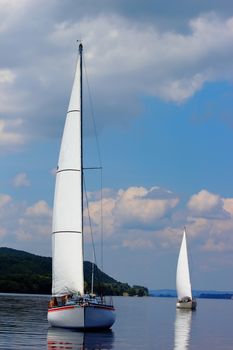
[0,293,232,349]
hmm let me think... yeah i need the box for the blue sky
[1,0,233,291]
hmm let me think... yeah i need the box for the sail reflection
[47,327,114,350]
[174,309,192,350]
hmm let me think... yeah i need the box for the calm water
[0,294,232,349]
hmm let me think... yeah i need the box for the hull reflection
[174,309,192,350]
[47,327,114,349]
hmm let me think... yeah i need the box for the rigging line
[83,174,98,266]
[83,174,103,296]
[83,53,104,276]
[100,167,104,273]
[83,54,102,167]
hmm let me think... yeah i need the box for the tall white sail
[176,230,192,300]
[52,52,84,296]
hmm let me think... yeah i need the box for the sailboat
[176,228,197,310]
[47,43,116,329]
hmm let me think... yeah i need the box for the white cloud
[1,185,233,258]
[123,238,154,250]
[16,200,52,243]
[0,196,52,247]
[13,172,30,187]
[187,189,224,216]
[16,229,32,241]
[0,0,32,32]
[223,198,233,216]
[84,186,179,237]
[49,13,233,104]
[0,193,12,208]
[0,119,26,149]
[202,239,228,252]
[0,69,15,83]
[25,200,52,217]
[1,9,233,147]
[114,186,179,228]
[157,74,206,102]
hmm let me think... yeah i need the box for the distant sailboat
[47,43,116,329]
[176,228,197,310]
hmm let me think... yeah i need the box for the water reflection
[47,327,114,350]
[174,309,192,350]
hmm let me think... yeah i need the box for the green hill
[0,247,148,296]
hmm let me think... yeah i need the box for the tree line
[0,248,148,296]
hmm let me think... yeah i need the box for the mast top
[78,42,83,53]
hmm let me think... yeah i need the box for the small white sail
[52,53,84,296]
[176,230,192,300]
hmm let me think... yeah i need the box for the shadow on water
[47,327,115,350]
[173,309,193,350]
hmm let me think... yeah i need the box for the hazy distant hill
[0,247,148,296]
[149,289,233,300]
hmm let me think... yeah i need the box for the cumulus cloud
[13,172,30,187]
[1,185,233,258]
[1,4,233,149]
[223,198,233,216]
[84,186,180,240]
[0,193,12,208]
[49,13,233,104]
[83,186,233,254]
[25,200,52,217]
[113,186,179,229]
[18,200,52,244]
[0,69,15,83]
[187,189,227,218]
[202,239,227,252]
[0,119,26,150]
[0,194,52,254]
[123,238,154,250]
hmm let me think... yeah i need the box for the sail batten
[176,230,192,300]
[52,52,84,297]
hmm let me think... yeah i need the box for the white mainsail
[52,52,84,296]
[176,229,192,300]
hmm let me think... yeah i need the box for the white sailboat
[176,228,196,310]
[47,43,116,329]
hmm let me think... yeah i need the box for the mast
[79,42,84,293]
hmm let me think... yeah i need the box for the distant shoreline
[150,289,233,300]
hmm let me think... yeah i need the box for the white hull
[176,299,197,310]
[48,304,116,329]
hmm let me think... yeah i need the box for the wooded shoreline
[0,247,148,296]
